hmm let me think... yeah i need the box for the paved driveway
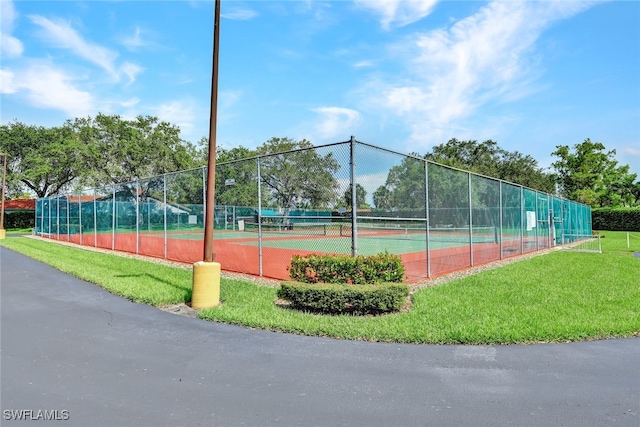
[1,246,638,426]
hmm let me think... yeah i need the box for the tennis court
[35,139,592,282]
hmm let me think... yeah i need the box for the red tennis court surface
[45,232,543,283]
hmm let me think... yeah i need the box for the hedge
[592,208,640,232]
[2,211,35,229]
[277,282,410,315]
[288,251,405,284]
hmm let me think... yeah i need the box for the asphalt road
[1,246,638,427]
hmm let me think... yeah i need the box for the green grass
[1,237,192,305]
[1,231,639,344]
[5,228,33,234]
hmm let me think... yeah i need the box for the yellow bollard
[0,229,5,240]
[191,261,221,309]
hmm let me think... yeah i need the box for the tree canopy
[0,115,203,199]
[3,113,637,213]
[552,139,639,207]
[70,113,201,186]
[370,139,556,212]
[257,137,340,210]
[426,139,555,193]
[0,121,84,198]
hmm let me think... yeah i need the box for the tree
[70,114,201,187]
[372,186,393,210]
[552,139,639,207]
[426,138,555,193]
[0,121,85,198]
[215,146,259,207]
[372,155,426,212]
[256,137,340,211]
[343,184,369,210]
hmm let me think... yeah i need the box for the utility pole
[192,0,221,309]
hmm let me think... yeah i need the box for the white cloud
[120,26,147,50]
[2,63,94,117]
[352,60,375,68]
[120,62,144,85]
[222,7,258,20]
[312,107,361,139]
[0,0,24,58]
[623,147,640,157]
[155,100,196,136]
[0,69,18,94]
[29,15,120,78]
[357,0,598,150]
[121,98,140,108]
[355,0,439,30]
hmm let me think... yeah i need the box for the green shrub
[288,251,405,284]
[592,208,640,231]
[277,282,409,315]
[3,211,35,229]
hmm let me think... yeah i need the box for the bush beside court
[592,207,640,231]
[1,231,639,344]
[281,252,409,315]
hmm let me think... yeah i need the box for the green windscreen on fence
[35,139,593,282]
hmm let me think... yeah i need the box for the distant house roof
[4,199,36,211]
[67,195,99,203]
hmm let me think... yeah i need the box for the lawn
[1,231,638,344]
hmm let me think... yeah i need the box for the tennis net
[339,223,498,243]
[243,222,331,236]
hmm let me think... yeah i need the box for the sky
[1,0,639,176]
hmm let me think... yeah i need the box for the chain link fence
[35,138,593,281]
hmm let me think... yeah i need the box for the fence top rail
[34,136,590,211]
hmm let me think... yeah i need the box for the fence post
[520,186,524,254]
[499,181,503,259]
[535,191,539,251]
[79,192,83,245]
[257,157,263,276]
[56,194,60,240]
[66,194,70,241]
[112,185,116,250]
[468,172,473,266]
[135,181,139,255]
[93,189,97,247]
[163,174,168,259]
[350,136,358,257]
[424,161,431,278]
[202,166,207,228]
[40,199,44,235]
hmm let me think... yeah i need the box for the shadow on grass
[114,273,192,302]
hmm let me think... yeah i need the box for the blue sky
[1,0,639,176]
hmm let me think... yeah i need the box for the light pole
[191,0,221,309]
[0,153,6,240]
